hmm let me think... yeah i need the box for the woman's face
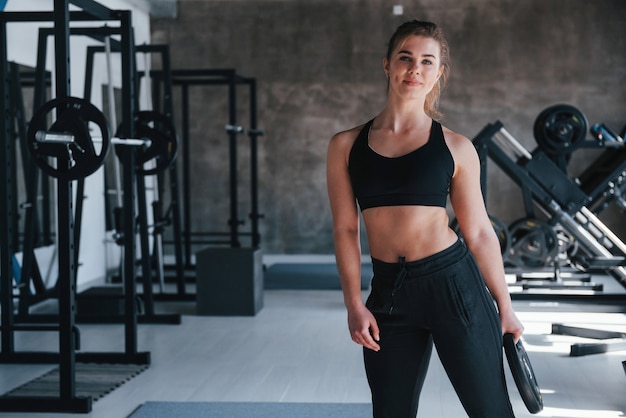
[384,35,443,99]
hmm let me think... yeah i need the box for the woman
[326,20,524,417]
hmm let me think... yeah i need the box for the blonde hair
[386,20,450,120]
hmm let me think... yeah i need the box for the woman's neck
[376,100,431,133]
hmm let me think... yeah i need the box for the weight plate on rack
[26,96,110,181]
[506,218,559,268]
[115,111,178,175]
[450,214,511,256]
[533,104,588,156]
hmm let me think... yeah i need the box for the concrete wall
[152,0,626,255]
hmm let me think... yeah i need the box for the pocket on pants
[447,275,476,327]
[365,281,393,315]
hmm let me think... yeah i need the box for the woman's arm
[446,130,524,340]
[327,130,380,351]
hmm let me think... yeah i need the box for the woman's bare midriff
[362,205,459,263]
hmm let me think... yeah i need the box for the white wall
[5,0,153,290]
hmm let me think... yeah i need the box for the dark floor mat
[2,363,148,401]
[128,401,372,418]
[264,263,371,290]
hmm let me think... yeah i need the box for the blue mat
[264,263,371,290]
[128,402,372,418]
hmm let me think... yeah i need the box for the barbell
[26,96,178,180]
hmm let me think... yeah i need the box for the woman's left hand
[500,308,524,342]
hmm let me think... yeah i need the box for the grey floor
[0,286,625,418]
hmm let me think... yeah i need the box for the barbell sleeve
[35,130,150,147]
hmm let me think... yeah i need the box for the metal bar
[159,45,187,294]
[34,29,53,246]
[0,16,16,359]
[53,0,77,402]
[552,323,626,339]
[8,64,21,252]
[227,71,241,248]
[494,126,533,161]
[119,10,140,357]
[136,175,156,315]
[53,0,71,99]
[39,26,123,44]
[181,83,192,266]
[579,206,626,255]
[247,78,261,248]
[69,0,116,20]
[570,340,626,357]
[0,10,110,22]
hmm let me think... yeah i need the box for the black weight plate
[533,104,588,156]
[450,214,511,256]
[26,96,110,181]
[506,218,559,268]
[503,333,543,414]
[115,111,178,175]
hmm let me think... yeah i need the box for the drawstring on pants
[389,256,407,314]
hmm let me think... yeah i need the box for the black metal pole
[34,30,53,246]
[248,78,261,248]
[137,175,155,314]
[181,83,192,265]
[119,11,139,356]
[0,15,16,360]
[53,0,78,402]
[227,72,240,248]
[159,47,186,292]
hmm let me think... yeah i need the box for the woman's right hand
[347,304,381,352]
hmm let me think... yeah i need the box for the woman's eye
[400,56,411,62]
[423,59,432,65]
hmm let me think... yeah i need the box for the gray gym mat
[2,363,148,400]
[128,402,372,418]
[264,263,371,290]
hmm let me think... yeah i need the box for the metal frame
[82,42,187,316]
[552,323,626,356]
[0,1,149,413]
[150,68,263,269]
[472,121,626,302]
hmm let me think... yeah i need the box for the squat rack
[150,68,264,269]
[0,0,149,413]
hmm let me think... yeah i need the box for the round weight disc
[115,111,178,175]
[533,104,588,156]
[503,333,544,414]
[490,215,512,256]
[450,214,511,256]
[506,218,559,268]
[26,96,110,181]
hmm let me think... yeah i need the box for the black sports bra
[348,119,454,211]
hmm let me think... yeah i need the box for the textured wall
[152,0,626,255]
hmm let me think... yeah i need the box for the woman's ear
[382,57,390,78]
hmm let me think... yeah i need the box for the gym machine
[79,40,183,321]
[149,68,264,273]
[5,62,55,313]
[473,106,626,357]
[0,1,150,413]
[472,105,626,300]
[10,29,180,326]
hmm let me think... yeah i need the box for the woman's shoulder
[329,122,369,151]
[439,124,474,154]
